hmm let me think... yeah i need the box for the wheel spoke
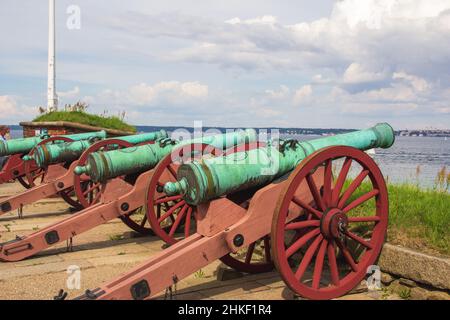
[337,169,369,209]
[292,196,323,219]
[156,204,161,219]
[345,230,373,249]
[264,236,271,263]
[35,171,45,178]
[91,191,101,205]
[158,200,186,224]
[83,183,100,196]
[306,174,326,211]
[342,189,379,213]
[331,157,352,206]
[155,194,183,205]
[336,240,358,272]
[312,239,328,289]
[294,235,323,280]
[166,164,177,179]
[140,214,148,227]
[327,241,340,286]
[184,206,193,238]
[285,219,320,230]
[323,160,333,207]
[348,216,380,223]
[286,228,320,259]
[287,230,303,248]
[169,204,188,237]
[245,242,256,264]
[40,171,46,183]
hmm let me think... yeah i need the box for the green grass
[398,288,411,300]
[348,181,450,255]
[33,111,136,133]
[194,269,206,279]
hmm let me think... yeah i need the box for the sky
[1,0,450,130]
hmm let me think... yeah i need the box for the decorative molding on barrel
[20,121,134,138]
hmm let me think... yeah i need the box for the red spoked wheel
[272,146,388,300]
[147,141,274,273]
[21,136,75,189]
[118,140,157,235]
[73,139,134,208]
[146,143,224,244]
[220,235,274,274]
[219,142,274,273]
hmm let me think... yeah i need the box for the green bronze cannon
[0,131,107,157]
[0,130,108,189]
[0,129,261,263]
[0,130,168,220]
[74,129,258,183]
[27,130,168,168]
[75,123,396,301]
[164,123,394,205]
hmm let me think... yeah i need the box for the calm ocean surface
[290,134,450,189]
[10,130,449,189]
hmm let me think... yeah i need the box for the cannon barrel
[31,130,168,167]
[0,131,107,157]
[75,129,258,183]
[164,123,395,205]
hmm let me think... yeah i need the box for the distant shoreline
[5,124,450,137]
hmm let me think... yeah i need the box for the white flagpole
[47,0,58,112]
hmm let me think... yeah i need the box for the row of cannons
[0,124,395,300]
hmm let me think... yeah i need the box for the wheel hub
[320,208,348,239]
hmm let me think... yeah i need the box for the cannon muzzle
[164,123,395,205]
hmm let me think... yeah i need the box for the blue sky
[1,0,450,129]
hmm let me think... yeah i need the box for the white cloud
[392,72,430,92]
[343,63,387,84]
[225,15,278,26]
[128,81,208,105]
[436,107,450,114]
[0,96,19,118]
[331,0,450,29]
[110,0,450,91]
[0,95,37,121]
[85,81,209,110]
[312,74,332,84]
[57,86,80,99]
[293,85,313,105]
[265,85,290,99]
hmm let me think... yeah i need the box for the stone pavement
[0,182,398,300]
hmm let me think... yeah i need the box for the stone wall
[22,125,74,138]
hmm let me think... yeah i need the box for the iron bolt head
[121,202,130,212]
[233,234,245,247]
